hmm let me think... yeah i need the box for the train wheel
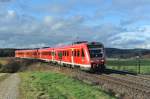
[99,65,105,72]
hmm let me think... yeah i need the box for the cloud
[107,25,150,49]
[0,9,150,49]
[0,10,87,48]
[0,0,150,49]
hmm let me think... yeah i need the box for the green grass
[106,59,150,74]
[20,72,116,99]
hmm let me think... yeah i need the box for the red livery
[15,41,106,71]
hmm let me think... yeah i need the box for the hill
[105,48,150,58]
[0,48,150,58]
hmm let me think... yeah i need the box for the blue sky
[1,0,150,48]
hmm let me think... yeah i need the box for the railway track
[110,74,150,87]
[139,75,150,80]
[100,74,150,93]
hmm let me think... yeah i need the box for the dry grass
[0,58,9,65]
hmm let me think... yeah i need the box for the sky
[0,0,150,49]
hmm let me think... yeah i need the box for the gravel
[0,73,20,99]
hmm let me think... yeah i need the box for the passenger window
[77,50,80,57]
[67,51,69,56]
[74,50,76,56]
[63,51,64,56]
[65,51,66,56]
[81,49,85,57]
[72,51,74,56]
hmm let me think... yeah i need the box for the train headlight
[101,60,104,62]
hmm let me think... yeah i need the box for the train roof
[15,41,104,51]
[54,41,104,49]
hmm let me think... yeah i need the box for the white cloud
[0,0,150,49]
[107,25,150,48]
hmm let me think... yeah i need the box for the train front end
[87,42,105,71]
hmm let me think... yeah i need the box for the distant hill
[105,48,150,59]
[1,48,150,58]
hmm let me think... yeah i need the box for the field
[106,59,150,74]
[20,72,116,99]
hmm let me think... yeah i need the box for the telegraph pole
[136,51,141,74]
[138,56,141,74]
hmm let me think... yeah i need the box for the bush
[0,61,21,73]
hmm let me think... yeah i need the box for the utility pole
[136,51,141,74]
[136,56,139,74]
[138,56,141,74]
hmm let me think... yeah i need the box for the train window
[51,52,55,56]
[74,50,76,56]
[66,51,67,56]
[62,51,64,56]
[64,51,65,56]
[65,51,67,56]
[66,51,68,56]
[72,51,73,56]
[67,51,69,56]
[64,51,66,56]
[77,50,80,57]
[81,49,85,57]
[58,52,62,59]
[33,52,36,55]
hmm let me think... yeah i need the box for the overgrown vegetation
[0,58,40,73]
[20,72,116,99]
[0,61,21,73]
[107,59,150,74]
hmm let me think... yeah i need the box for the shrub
[0,61,21,73]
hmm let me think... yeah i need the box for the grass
[20,72,116,99]
[106,59,150,74]
[0,58,9,65]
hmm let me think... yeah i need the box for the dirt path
[0,73,20,99]
[0,73,7,77]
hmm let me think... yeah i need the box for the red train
[15,41,106,71]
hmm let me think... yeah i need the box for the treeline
[0,49,16,57]
[105,48,150,58]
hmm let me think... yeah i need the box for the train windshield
[88,44,104,58]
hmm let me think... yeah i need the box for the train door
[76,49,81,64]
[71,49,74,67]
[73,49,80,65]
[52,50,54,61]
[81,48,85,64]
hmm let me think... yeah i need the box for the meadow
[20,72,116,99]
[106,59,150,74]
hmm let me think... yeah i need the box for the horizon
[0,0,150,49]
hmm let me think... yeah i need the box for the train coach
[15,41,106,71]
